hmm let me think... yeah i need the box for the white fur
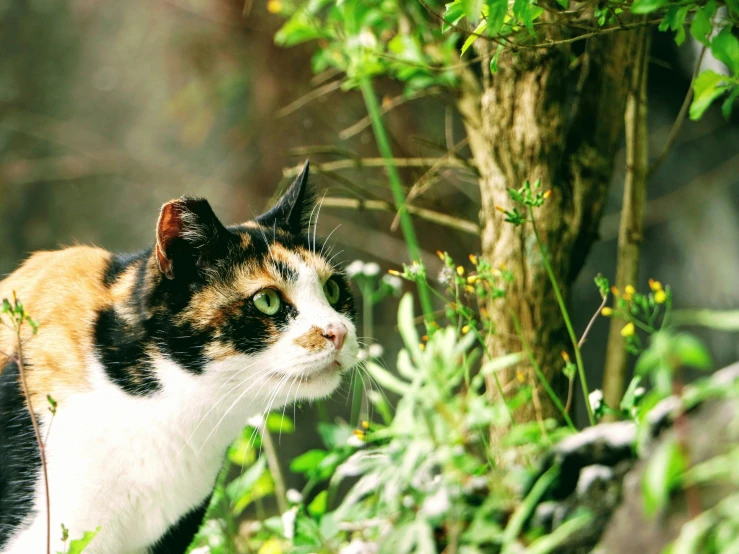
[4,264,358,554]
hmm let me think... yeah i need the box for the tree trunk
[458,28,641,423]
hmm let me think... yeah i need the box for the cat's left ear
[156,197,229,280]
[256,160,315,234]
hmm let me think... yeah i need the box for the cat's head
[146,161,358,401]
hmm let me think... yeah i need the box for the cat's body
[0,163,358,553]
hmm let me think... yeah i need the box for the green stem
[510,310,575,430]
[528,206,595,426]
[260,427,289,514]
[359,75,434,322]
[351,283,373,427]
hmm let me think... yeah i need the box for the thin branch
[603,27,650,413]
[282,157,473,178]
[339,88,441,139]
[15,331,51,554]
[321,196,480,235]
[275,80,342,119]
[649,45,708,177]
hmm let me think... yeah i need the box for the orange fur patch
[294,325,327,352]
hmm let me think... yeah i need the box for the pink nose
[323,323,347,350]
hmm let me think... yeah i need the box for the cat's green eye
[253,289,281,315]
[323,279,340,305]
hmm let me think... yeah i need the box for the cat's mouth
[272,360,341,383]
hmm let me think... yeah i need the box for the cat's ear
[256,160,315,234]
[155,197,228,280]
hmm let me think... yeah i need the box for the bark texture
[458,28,641,423]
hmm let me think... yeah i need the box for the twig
[603,27,650,413]
[259,426,288,514]
[14,329,51,554]
[565,294,609,413]
[282,157,473,178]
[320,196,480,235]
[275,80,342,119]
[649,45,708,177]
[339,88,440,139]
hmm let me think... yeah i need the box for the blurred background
[1,0,738,470]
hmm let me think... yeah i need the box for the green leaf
[690,70,728,120]
[397,293,421,358]
[631,0,666,14]
[442,1,467,32]
[307,490,328,517]
[711,27,739,74]
[489,44,503,74]
[672,333,711,370]
[274,12,327,47]
[480,352,524,375]
[689,7,712,46]
[225,456,267,506]
[642,437,685,517]
[462,0,485,23]
[64,527,101,554]
[620,375,642,412]
[365,361,411,395]
[266,412,294,434]
[461,20,486,54]
[722,87,739,118]
[486,0,508,37]
[290,449,328,474]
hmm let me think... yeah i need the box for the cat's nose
[322,323,347,350]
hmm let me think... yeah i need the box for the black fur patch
[0,358,40,549]
[103,251,147,287]
[150,495,210,554]
[93,308,162,396]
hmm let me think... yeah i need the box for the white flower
[382,274,403,293]
[363,262,381,277]
[358,29,377,48]
[357,349,369,361]
[246,414,264,428]
[346,260,366,278]
[438,267,454,285]
[347,434,365,448]
[634,387,646,397]
[189,548,210,554]
[368,344,384,358]
[589,389,603,411]
[281,507,298,540]
[420,486,450,518]
[286,489,303,504]
[402,495,415,508]
[340,539,379,554]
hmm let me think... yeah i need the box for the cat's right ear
[256,160,315,235]
[155,197,228,280]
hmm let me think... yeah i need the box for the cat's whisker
[320,224,341,259]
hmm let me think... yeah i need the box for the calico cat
[0,161,359,553]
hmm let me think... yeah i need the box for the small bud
[421,335,429,342]
[419,343,426,351]
[611,286,620,297]
[465,285,475,293]
[495,205,507,214]
[516,370,526,383]
[461,325,471,334]
[361,420,370,430]
[561,351,570,363]
[620,322,635,337]
[467,275,479,284]
[649,279,663,292]
[469,254,478,264]
[436,250,445,260]
[654,290,667,304]
[456,266,465,276]
[267,0,282,13]
[624,285,635,296]
[601,307,613,317]
[543,190,552,199]
[388,269,402,276]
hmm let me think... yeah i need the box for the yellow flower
[467,275,479,284]
[543,190,552,199]
[258,538,283,554]
[625,285,635,296]
[516,370,526,383]
[649,279,663,292]
[266,0,282,14]
[611,286,620,297]
[456,266,465,276]
[361,420,370,429]
[388,269,401,276]
[469,254,478,265]
[465,285,475,293]
[601,307,613,317]
[461,325,471,334]
[561,350,570,363]
[654,290,667,304]
[436,250,445,260]
[620,322,635,337]
[352,429,366,440]
[421,335,429,342]
[419,343,426,351]
[495,205,507,214]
